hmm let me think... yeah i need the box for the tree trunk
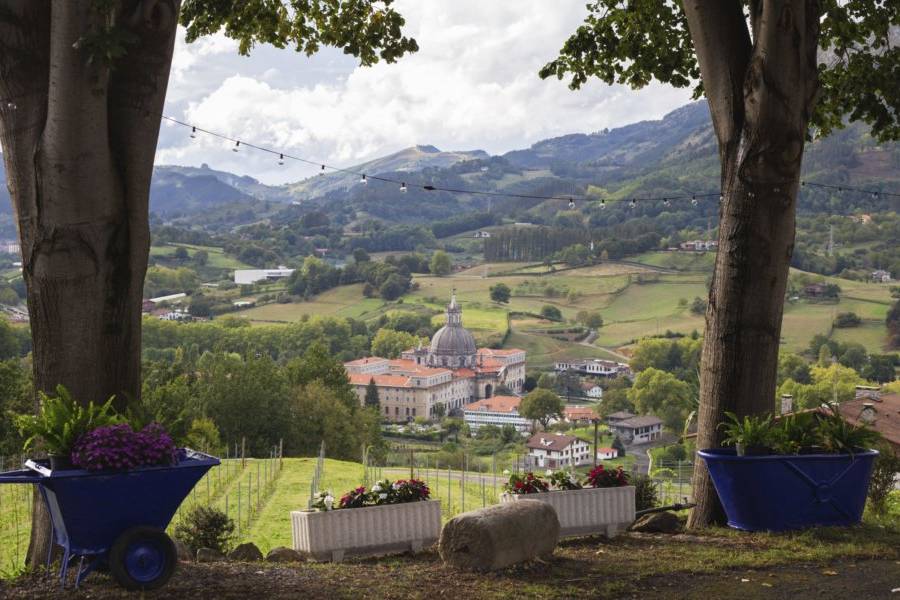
[685,0,820,528]
[0,0,179,568]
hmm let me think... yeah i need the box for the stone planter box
[501,486,635,538]
[291,500,441,562]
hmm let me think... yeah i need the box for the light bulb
[630,198,636,208]
[663,198,670,207]
[232,141,240,152]
[873,191,879,198]
[691,195,698,206]
[600,199,606,209]
[190,127,196,139]
[360,174,367,185]
[6,102,15,110]
[320,164,326,176]
[568,199,575,209]
[278,154,285,166]
[719,193,724,202]
[400,182,407,193]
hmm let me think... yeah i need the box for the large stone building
[345,294,526,422]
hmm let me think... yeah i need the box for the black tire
[108,526,178,591]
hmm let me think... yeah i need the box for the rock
[228,542,264,562]
[630,511,682,533]
[265,546,305,563]
[439,499,560,572]
[196,547,225,562]
[174,540,193,562]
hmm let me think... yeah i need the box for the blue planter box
[698,448,878,532]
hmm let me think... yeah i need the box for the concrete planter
[501,486,635,538]
[291,500,441,562]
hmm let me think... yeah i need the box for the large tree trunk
[685,0,820,528]
[0,0,179,568]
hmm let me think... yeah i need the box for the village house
[582,382,603,399]
[345,294,526,422]
[473,230,492,238]
[462,396,530,432]
[608,415,663,444]
[605,411,636,425]
[524,433,592,469]
[679,239,718,252]
[554,359,630,378]
[871,269,892,283]
[563,405,598,424]
[596,447,618,460]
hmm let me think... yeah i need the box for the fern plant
[770,413,822,455]
[15,385,119,457]
[719,412,773,456]
[816,404,881,454]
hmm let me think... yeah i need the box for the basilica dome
[430,323,477,356]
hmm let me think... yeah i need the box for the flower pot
[49,454,74,471]
[698,448,878,531]
[291,500,441,562]
[500,486,635,538]
[735,444,769,457]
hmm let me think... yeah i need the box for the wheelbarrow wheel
[109,526,177,591]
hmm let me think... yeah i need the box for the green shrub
[632,474,659,512]
[867,442,900,515]
[174,506,235,555]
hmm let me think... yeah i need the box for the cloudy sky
[157,1,695,185]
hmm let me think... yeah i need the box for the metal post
[447,466,452,513]
[461,455,466,510]
[241,437,246,469]
[593,419,599,467]
[481,474,486,508]
[237,482,241,535]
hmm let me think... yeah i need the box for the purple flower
[71,422,178,471]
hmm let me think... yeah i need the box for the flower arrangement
[548,470,583,490]
[311,490,335,512]
[585,464,629,488]
[71,422,178,472]
[334,478,431,510]
[503,472,550,494]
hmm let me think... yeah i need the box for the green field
[150,243,253,271]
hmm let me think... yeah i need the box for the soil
[2,533,898,599]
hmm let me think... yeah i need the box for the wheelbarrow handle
[0,468,45,484]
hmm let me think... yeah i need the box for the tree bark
[0,0,179,568]
[685,0,820,528]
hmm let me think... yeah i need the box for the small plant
[547,470,582,490]
[173,506,235,555]
[311,490,335,512]
[817,404,881,454]
[391,479,431,503]
[867,442,900,515]
[15,385,118,459]
[70,422,177,471]
[719,412,773,455]
[339,486,369,509]
[770,413,822,454]
[585,464,629,488]
[631,474,659,512]
[503,472,549,494]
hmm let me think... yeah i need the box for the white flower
[545,470,553,477]
[324,495,334,509]
[392,482,401,490]
[379,493,388,500]
[503,469,510,475]
[373,484,382,492]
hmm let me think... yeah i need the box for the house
[0,240,21,255]
[148,292,187,305]
[473,231,492,238]
[233,267,295,285]
[871,269,892,283]
[608,415,663,444]
[605,411,636,425]
[563,405,598,424]
[233,300,256,309]
[679,240,718,252]
[596,447,618,460]
[554,359,631,378]
[584,384,603,399]
[463,396,530,432]
[525,433,592,469]
[821,393,900,451]
[803,283,827,298]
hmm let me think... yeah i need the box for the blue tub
[698,448,878,532]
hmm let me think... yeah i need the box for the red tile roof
[564,406,597,420]
[525,433,588,452]
[348,373,412,388]
[463,396,521,414]
[344,357,387,366]
[833,393,900,448]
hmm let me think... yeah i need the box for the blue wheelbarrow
[0,448,218,590]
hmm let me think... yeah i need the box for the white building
[596,447,617,460]
[872,269,892,283]
[608,415,663,444]
[555,359,630,378]
[463,396,530,432]
[234,267,295,285]
[473,231,492,238]
[148,292,187,305]
[584,384,603,399]
[525,433,592,469]
[0,240,21,255]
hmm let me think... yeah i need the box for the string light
[156,114,900,205]
[5,102,15,110]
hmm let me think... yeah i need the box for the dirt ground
[2,531,899,599]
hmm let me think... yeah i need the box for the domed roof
[430,324,477,356]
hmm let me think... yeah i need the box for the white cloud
[158,1,694,184]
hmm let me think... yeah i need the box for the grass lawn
[235,285,386,323]
[831,321,890,351]
[150,243,252,271]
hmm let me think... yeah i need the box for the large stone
[439,499,560,572]
[196,547,225,563]
[630,511,682,533]
[228,542,264,562]
[174,540,193,562]
[266,546,305,563]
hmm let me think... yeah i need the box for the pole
[593,419,599,467]
[241,437,246,469]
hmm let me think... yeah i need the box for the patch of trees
[144,266,201,298]
[888,299,900,349]
[348,224,437,253]
[833,312,861,328]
